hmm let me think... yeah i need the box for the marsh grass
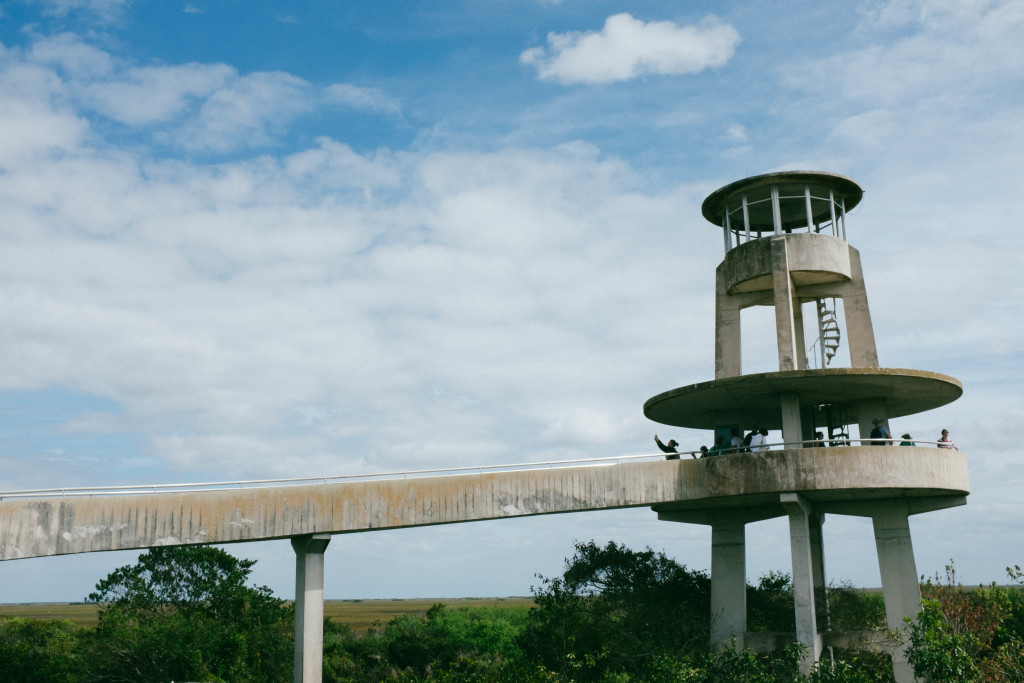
[0,596,535,631]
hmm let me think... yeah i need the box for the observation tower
[644,171,968,681]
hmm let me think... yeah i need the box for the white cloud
[170,71,315,152]
[34,0,128,22]
[521,13,740,85]
[325,83,401,115]
[724,123,747,143]
[14,35,403,154]
[82,63,236,125]
[28,32,115,79]
[830,109,897,149]
[784,0,1024,106]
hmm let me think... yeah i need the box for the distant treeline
[1,543,1022,682]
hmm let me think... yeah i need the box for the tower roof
[701,171,863,231]
[644,367,962,430]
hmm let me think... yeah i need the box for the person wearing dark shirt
[869,418,893,445]
[654,434,680,460]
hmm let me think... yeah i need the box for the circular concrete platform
[648,446,969,516]
[644,367,962,429]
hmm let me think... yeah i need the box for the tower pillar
[781,493,822,671]
[771,238,799,372]
[710,515,748,649]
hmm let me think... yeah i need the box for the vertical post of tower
[781,493,822,671]
[771,238,799,372]
[844,249,880,368]
[710,515,748,650]
[715,268,743,378]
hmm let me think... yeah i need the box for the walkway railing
[0,439,958,500]
[0,451,669,500]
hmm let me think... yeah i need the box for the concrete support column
[872,503,921,683]
[715,266,742,379]
[781,493,822,673]
[292,534,332,683]
[794,301,808,370]
[781,393,803,448]
[710,516,747,650]
[809,513,829,630]
[843,248,879,368]
[771,237,798,372]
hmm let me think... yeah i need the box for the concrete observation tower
[644,171,968,681]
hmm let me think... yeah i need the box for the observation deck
[643,170,966,682]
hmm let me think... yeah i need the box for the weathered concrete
[709,513,749,650]
[872,502,922,683]
[0,447,968,561]
[772,238,800,372]
[665,170,964,681]
[722,234,853,295]
[781,493,822,671]
[293,534,331,683]
[644,367,962,431]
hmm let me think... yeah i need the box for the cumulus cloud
[830,109,898,149]
[0,42,707,479]
[725,123,747,143]
[173,71,315,152]
[34,0,128,21]
[520,13,740,85]
[783,0,1024,105]
[82,63,236,125]
[11,34,406,154]
[325,83,401,115]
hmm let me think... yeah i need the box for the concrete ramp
[0,447,967,561]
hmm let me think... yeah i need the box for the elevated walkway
[0,445,969,683]
[0,446,967,561]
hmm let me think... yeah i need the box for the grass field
[0,597,535,631]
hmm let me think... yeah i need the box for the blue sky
[1,0,1023,602]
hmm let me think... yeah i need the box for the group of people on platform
[654,426,769,460]
[654,422,957,460]
[869,419,957,450]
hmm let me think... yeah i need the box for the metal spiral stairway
[816,298,841,367]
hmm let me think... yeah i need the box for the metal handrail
[0,440,959,500]
[0,451,669,499]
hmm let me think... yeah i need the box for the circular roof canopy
[644,367,962,430]
[701,171,864,231]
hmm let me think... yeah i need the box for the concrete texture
[657,170,966,682]
[722,234,852,295]
[293,535,331,683]
[0,447,968,562]
[644,367,963,430]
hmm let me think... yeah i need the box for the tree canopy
[87,545,293,682]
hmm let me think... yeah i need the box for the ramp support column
[292,534,332,683]
[872,502,921,683]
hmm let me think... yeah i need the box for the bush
[86,545,293,682]
[907,561,1024,682]
[0,617,86,683]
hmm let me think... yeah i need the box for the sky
[1,0,1023,603]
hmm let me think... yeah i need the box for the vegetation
[906,562,1024,682]
[1,544,1021,682]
